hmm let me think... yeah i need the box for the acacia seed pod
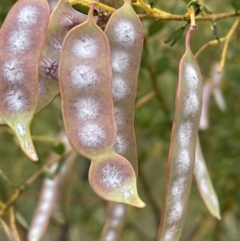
[28,159,60,241]
[211,62,227,112]
[157,27,202,241]
[59,4,145,208]
[199,82,213,130]
[100,202,127,241]
[104,0,144,174]
[36,0,87,113]
[0,0,50,161]
[194,137,221,219]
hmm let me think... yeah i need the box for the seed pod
[59,4,145,208]
[28,159,59,241]
[104,0,144,174]
[0,0,50,161]
[199,82,213,130]
[36,0,87,113]
[211,62,227,112]
[157,27,202,241]
[194,137,221,219]
[100,202,127,241]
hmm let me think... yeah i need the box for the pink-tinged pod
[89,151,145,208]
[100,202,127,241]
[211,62,227,112]
[157,27,202,241]
[194,137,221,219]
[28,132,76,240]
[28,158,59,241]
[0,0,50,161]
[36,0,87,113]
[199,82,213,130]
[52,152,77,223]
[104,0,144,174]
[59,4,145,208]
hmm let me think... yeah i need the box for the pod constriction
[59,4,145,208]
[36,0,87,113]
[104,0,144,174]
[0,0,50,161]
[157,27,202,241]
[194,138,221,219]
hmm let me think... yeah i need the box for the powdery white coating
[112,76,129,102]
[176,149,190,174]
[185,65,199,90]
[101,163,123,189]
[74,98,99,120]
[28,214,48,240]
[200,179,209,195]
[17,6,38,27]
[163,225,177,241]
[60,14,80,29]
[178,121,193,147]
[70,65,98,88]
[41,180,56,201]
[210,194,218,206]
[121,185,134,200]
[113,204,126,218]
[184,93,199,116]
[105,230,116,241]
[73,36,98,58]
[111,51,130,73]
[40,57,58,79]
[3,59,24,83]
[49,37,62,54]
[170,177,186,198]
[195,158,205,177]
[16,124,25,137]
[24,141,38,160]
[113,20,136,45]
[39,199,52,213]
[78,122,105,148]
[114,108,126,127]
[8,29,31,53]
[114,134,128,155]
[4,89,28,112]
[168,201,184,224]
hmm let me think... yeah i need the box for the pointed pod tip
[13,123,39,161]
[89,153,145,208]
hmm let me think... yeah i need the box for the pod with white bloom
[157,27,202,241]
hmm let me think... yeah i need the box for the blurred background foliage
[0,0,240,240]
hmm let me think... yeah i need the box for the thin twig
[194,37,226,59]
[135,91,155,109]
[218,17,240,72]
[68,0,240,21]
[0,149,73,216]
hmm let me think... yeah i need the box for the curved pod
[104,0,144,174]
[194,138,221,219]
[157,28,202,241]
[36,0,87,113]
[0,0,50,161]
